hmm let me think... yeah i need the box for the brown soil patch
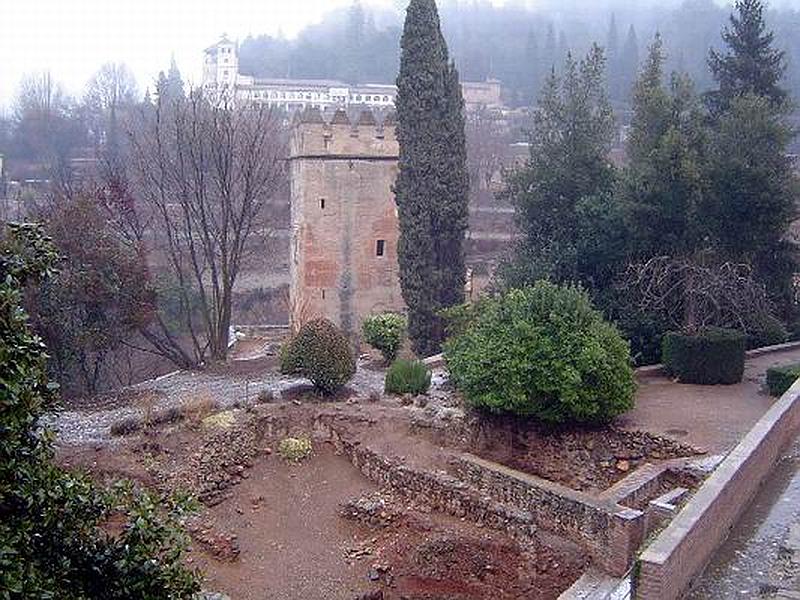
[375,511,586,600]
[57,403,587,599]
[469,418,701,492]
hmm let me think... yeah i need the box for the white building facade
[203,36,396,112]
[202,36,503,113]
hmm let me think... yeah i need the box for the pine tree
[704,94,798,308]
[705,0,797,311]
[624,35,707,259]
[620,25,640,101]
[395,0,468,357]
[543,24,557,76]
[166,57,185,99]
[343,1,366,84]
[501,46,617,290]
[606,14,621,101]
[708,0,787,112]
[522,29,540,105]
[156,57,185,103]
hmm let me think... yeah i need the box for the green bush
[280,318,356,395]
[0,224,200,598]
[444,282,636,424]
[362,313,407,362]
[766,364,800,397]
[662,327,746,385]
[747,315,788,350]
[385,359,432,395]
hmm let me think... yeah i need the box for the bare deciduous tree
[622,253,776,335]
[13,71,83,196]
[465,107,510,193]
[128,91,286,366]
[84,62,139,174]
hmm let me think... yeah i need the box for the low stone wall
[339,439,540,545]
[637,380,800,600]
[451,454,645,576]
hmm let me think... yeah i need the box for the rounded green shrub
[766,363,800,397]
[362,313,407,363]
[662,327,746,385]
[385,359,432,395]
[444,282,636,424]
[280,318,356,395]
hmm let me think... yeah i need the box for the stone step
[558,568,630,599]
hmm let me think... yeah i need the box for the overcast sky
[0,0,403,109]
[2,0,797,111]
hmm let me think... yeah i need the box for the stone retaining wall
[451,454,645,576]
[637,380,800,600]
[339,438,540,544]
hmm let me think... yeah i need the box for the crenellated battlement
[289,108,398,159]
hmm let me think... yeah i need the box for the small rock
[368,568,381,582]
[616,460,630,472]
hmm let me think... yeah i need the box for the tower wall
[289,110,404,339]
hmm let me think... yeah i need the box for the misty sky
[0,0,398,108]
[1,0,798,110]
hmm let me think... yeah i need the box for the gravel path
[47,360,391,445]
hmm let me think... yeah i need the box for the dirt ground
[53,345,800,598]
[466,417,700,492]
[620,346,800,453]
[57,403,588,600]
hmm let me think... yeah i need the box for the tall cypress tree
[395,0,468,357]
[708,0,787,112]
[620,25,640,100]
[437,61,469,310]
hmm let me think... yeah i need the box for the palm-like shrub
[280,318,356,395]
[385,359,432,395]
[444,282,636,424]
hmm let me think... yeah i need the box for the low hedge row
[662,327,746,385]
[765,363,800,397]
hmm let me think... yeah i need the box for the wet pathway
[689,436,800,598]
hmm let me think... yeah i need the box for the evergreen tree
[708,0,787,112]
[395,0,469,357]
[558,31,569,67]
[437,61,470,310]
[156,57,185,103]
[522,29,540,105]
[501,46,618,291]
[606,14,622,101]
[343,1,366,84]
[543,24,557,75]
[624,35,708,259]
[704,93,798,308]
[620,25,641,100]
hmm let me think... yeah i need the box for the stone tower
[202,35,238,97]
[289,108,405,338]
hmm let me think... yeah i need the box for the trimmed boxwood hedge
[662,327,746,385]
[766,363,800,397]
